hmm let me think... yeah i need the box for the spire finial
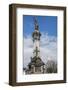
[34,16,39,30]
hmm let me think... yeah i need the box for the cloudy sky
[23,15,57,68]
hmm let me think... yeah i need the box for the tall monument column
[32,17,41,57]
[25,17,45,74]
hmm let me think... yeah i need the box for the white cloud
[23,32,57,68]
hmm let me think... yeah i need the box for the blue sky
[23,15,57,37]
[23,15,57,68]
